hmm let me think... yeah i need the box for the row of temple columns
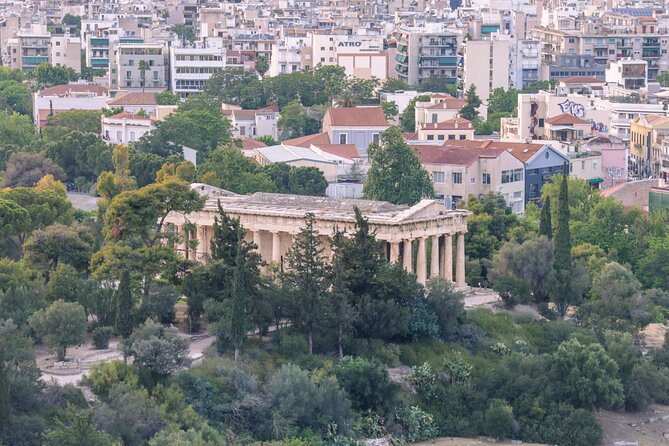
[388,232,466,288]
[175,224,466,288]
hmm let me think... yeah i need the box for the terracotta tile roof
[425,97,467,110]
[644,114,669,126]
[107,92,157,106]
[441,139,547,163]
[639,17,658,22]
[560,76,604,84]
[412,144,506,165]
[283,132,331,147]
[239,137,267,150]
[107,111,152,120]
[232,110,257,121]
[258,103,279,112]
[313,143,360,160]
[420,117,473,130]
[403,132,419,140]
[326,107,388,127]
[545,113,590,125]
[39,84,108,96]
[38,109,69,122]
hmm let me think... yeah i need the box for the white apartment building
[170,39,227,97]
[462,35,511,103]
[51,35,81,72]
[112,43,167,92]
[510,39,541,90]
[102,112,155,144]
[270,35,309,76]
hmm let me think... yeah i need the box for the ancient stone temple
[165,184,470,287]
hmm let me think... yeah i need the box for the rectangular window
[116,131,122,141]
[129,131,135,140]
[437,135,445,141]
[239,126,246,136]
[448,134,455,140]
[126,71,132,79]
[459,135,466,140]
[339,133,347,144]
[514,191,522,199]
[452,172,462,184]
[538,118,545,128]
[482,173,491,184]
[372,133,379,144]
[470,177,476,184]
[501,168,524,183]
[433,171,445,183]
[427,135,434,140]
[432,114,438,123]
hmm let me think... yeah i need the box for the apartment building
[102,112,155,144]
[414,94,467,131]
[462,36,511,102]
[395,25,460,86]
[50,34,81,72]
[112,43,167,91]
[510,39,542,90]
[6,27,51,72]
[417,118,475,142]
[629,114,669,178]
[414,144,527,213]
[170,39,227,97]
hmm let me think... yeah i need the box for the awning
[588,177,604,185]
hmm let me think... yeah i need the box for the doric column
[456,232,466,287]
[389,241,400,263]
[402,239,413,272]
[430,235,440,278]
[444,233,453,282]
[189,225,198,261]
[177,225,187,257]
[272,231,281,263]
[253,230,262,252]
[416,237,427,285]
[197,226,207,260]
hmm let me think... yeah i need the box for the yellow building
[630,114,669,178]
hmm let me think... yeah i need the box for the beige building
[414,94,467,131]
[462,37,511,103]
[414,144,526,213]
[417,118,475,142]
[164,184,470,287]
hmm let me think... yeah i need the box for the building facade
[395,26,460,86]
[164,184,470,287]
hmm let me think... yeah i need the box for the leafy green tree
[658,72,669,87]
[425,277,465,340]
[226,234,254,361]
[539,195,552,239]
[381,101,399,120]
[254,55,269,78]
[459,84,481,121]
[284,214,328,354]
[255,135,278,146]
[34,63,76,88]
[487,88,518,115]
[483,399,514,440]
[0,80,31,115]
[278,100,314,139]
[329,229,356,359]
[28,299,87,361]
[155,91,180,105]
[115,270,133,338]
[637,236,669,290]
[553,165,573,315]
[270,364,352,435]
[364,126,433,205]
[400,95,429,132]
[313,64,347,106]
[0,197,30,240]
[2,152,66,187]
[43,406,116,446]
[381,78,411,92]
[123,320,191,376]
[287,166,328,196]
[203,68,266,109]
[333,356,399,414]
[521,80,555,93]
[45,132,112,183]
[0,350,9,428]
[149,426,226,446]
[0,110,35,149]
[46,110,102,134]
[552,338,624,409]
[198,145,277,194]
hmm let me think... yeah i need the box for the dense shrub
[93,326,114,349]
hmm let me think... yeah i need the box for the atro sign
[338,41,362,47]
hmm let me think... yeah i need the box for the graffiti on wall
[588,119,608,133]
[558,99,585,118]
[605,166,625,179]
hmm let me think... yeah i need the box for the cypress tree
[115,270,133,338]
[210,201,244,264]
[0,350,9,429]
[539,195,553,239]
[284,213,328,354]
[553,164,573,315]
[227,231,252,361]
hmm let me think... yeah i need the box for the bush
[139,284,179,324]
[396,406,438,442]
[334,356,399,415]
[344,338,400,366]
[483,399,514,440]
[85,361,138,399]
[93,326,114,349]
[271,332,309,359]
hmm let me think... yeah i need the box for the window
[239,126,246,136]
[448,134,455,140]
[470,177,476,184]
[372,133,379,144]
[129,131,135,140]
[538,118,544,128]
[437,135,445,141]
[514,191,522,199]
[153,71,159,79]
[502,168,524,183]
[433,171,445,183]
[482,173,491,184]
[431,113,438,123]
[116,131,122,141]
[459,135,466,140]
[126,71,132,79]
[339,133,347,144]
[453,172,462,184]
[427,135,434,140]
[128,59,134,66]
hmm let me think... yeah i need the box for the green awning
[588,177,604,185]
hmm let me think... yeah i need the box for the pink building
[583,135,628,189]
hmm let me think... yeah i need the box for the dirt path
[597,404,669,446]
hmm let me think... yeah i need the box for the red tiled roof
[326,107,388,127]
[560,76,604,84]
[107,111,152,120]
[283,132,331,147]
[39,84,108,96]
[403,132,419,140]
[425,97,467,110]
[107,92,157,106]
[441,139,546,162]
[239,137,267,150]
[545,113,590,125]
[313,143,360,160]
[232,110,257,121]
[412,144,506,165]
[258,103,279,112]
[420,118,473,130]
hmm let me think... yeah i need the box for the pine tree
[539,195,553,239]
[115,270,133,338]
[459,84,482,121]
[284,214,328,354]
[0,350,10,429]
[553,164,573,315]
[226,231,253,361]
